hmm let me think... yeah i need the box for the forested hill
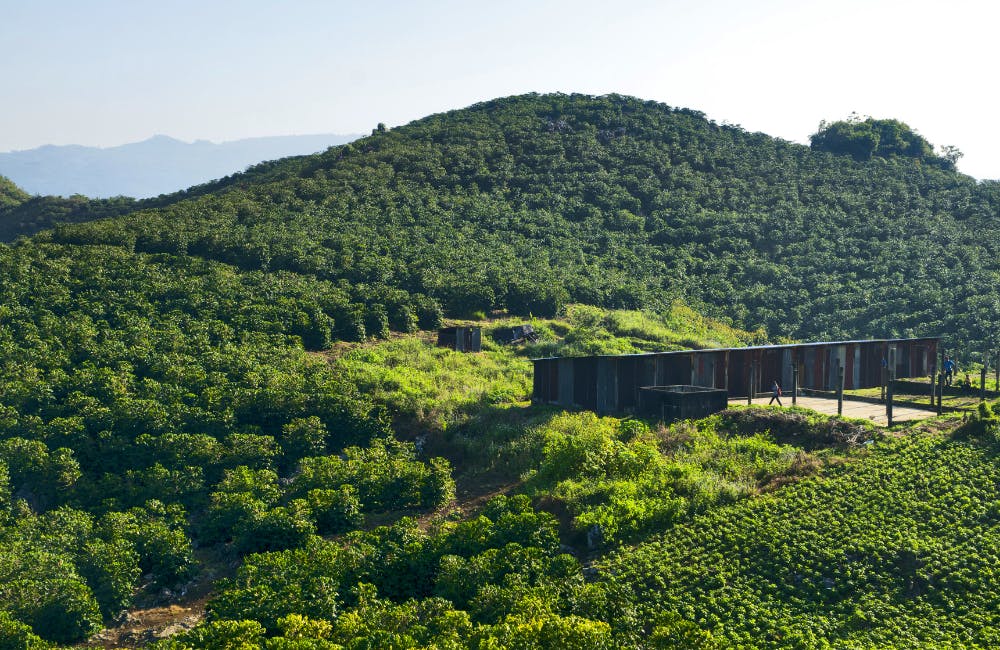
[28,93,1000,351]
[0,176,28,208]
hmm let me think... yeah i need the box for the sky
[3,0,999,179]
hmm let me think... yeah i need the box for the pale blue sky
[3,0,999,178]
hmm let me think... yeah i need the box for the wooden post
[878,349,889,402]
[792,364,798,406]
[747,361,753,405]
[937,372,944,415]
[982,365,988,402]
[837,364,845,416]
[886,377,894,427]
[929,363,937,407]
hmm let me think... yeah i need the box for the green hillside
[0,94,999,646]
[0,176,29,209]
[34,92,1000,353]
[0,154,320,242]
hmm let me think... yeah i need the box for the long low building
[532,337,939,415]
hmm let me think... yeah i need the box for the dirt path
[85,602,206,648]
[77,547,236,649]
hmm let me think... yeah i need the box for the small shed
[493,324,539,345]
[437,326,482,353]
[638,385,729,421]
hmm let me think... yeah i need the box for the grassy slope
[328,306,870,547]
[331,301,758,433]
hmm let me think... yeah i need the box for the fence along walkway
[729,394,936,426]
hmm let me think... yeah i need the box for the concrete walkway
[729,394,938,426]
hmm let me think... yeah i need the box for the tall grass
[332,337,531,432]
[514,301,759,358]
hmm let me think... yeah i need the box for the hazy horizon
[0,132,361,198]
[0,131,363,154]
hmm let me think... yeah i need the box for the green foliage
[0,544,102,643]
[290,438,454,512]
[810,115,943,166]
[0,609,51,650]
[484,611,614,649]
[332,336,531,431]
[0,176,29,210]
[0,461,10,524]
[306,485,363,535]
[281,416,329,466]
[523,411,822,546]
[0,438,80,511]
[77,537,142,618]
[523,303,757,358]
[234,499,316,555]
[955,399,1000,445]
[96,502,193,586]
[0,507,146,640]
[155,619,266,649]
[597,432,1000,646]
[3,92,1000,644]
[208,497,563,631]
[0,192,143,242]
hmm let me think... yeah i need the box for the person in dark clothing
[769,380,783,406]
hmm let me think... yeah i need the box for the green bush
[153,619,266,649]
[235,501,316,554]
[202,491,270,545]
[290,439,454,512]
[77,538,141,618]
[280,417,328,466]
[483,611,614,650]
[306,486,363,535]
[0,610,51,650]
[97,503,193,586]
[28,578,102,643]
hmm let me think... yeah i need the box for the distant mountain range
[0,133,362,199]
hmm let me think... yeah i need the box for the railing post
[929,363,937,407]
[886,377,894,427]
[837,364,845,416]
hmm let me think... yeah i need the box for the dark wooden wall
[531,338,939,415]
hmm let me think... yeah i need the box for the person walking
[769,380,783,406]
[944,356,956,386]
